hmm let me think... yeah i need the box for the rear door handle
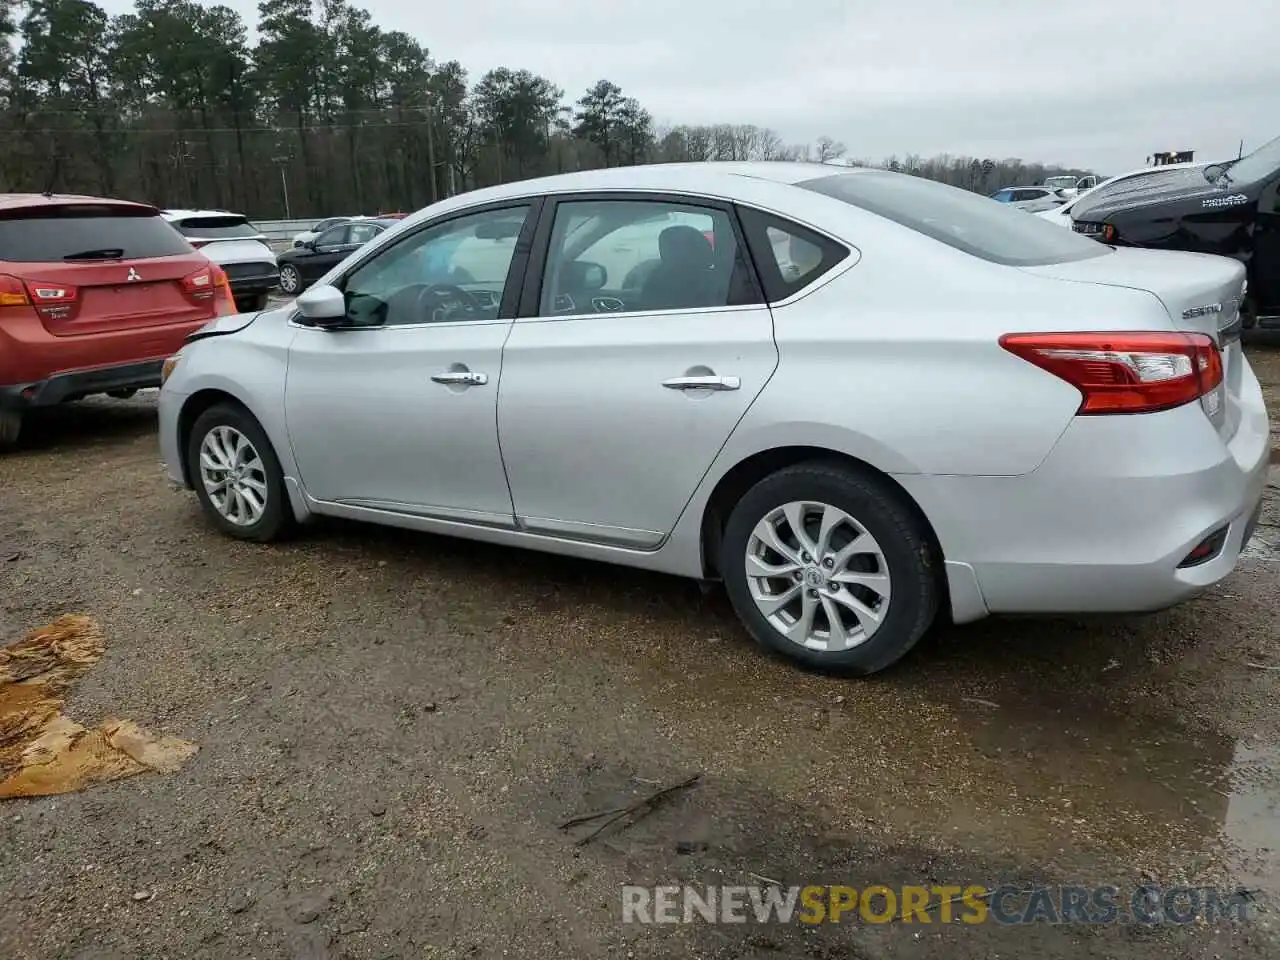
[431,371,488,386]
[662,375,740,391]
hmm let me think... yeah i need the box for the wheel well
[699,446,948,602]
[175,389,247,486]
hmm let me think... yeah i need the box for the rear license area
[50,281,208,336]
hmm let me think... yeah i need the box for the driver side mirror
[302,238,316,251]
[296,283,347,328]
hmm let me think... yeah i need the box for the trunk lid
[14,254,217,336]
[1020,248,1248,437]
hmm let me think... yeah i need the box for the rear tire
[278,265,302,296]
[0,410,21,449]
[186,403,292,542]
[720,461,939,676]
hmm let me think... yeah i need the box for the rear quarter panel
[709,209,1181,478]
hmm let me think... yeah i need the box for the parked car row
[1067,132,1280,330]
[155,161,1269,678]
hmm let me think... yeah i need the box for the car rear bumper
[899,370,1271,619]
[0,359,164,410]
[227,273,279,295]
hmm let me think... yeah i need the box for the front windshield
[1213,133,1280,185]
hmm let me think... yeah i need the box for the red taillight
[181,265,217,300]
[4,276,79,319]
[999,331,1224,415]
[703,230,716,250]
[208,263,236,315]
[0,274,30,307]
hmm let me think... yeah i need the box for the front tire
[186,403,292,542]
[278,265,302,296]
[720,461,939,676]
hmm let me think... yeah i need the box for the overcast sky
[102,0,1280,174]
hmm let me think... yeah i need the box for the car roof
[0,193,156,214]
[396,161,895,230]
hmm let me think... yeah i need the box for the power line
[12,118,449,136]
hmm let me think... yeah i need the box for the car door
[301,224,359,282]
[496,193,778,548]
[283,201,537,524]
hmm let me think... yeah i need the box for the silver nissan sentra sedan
[158,161,1270,676]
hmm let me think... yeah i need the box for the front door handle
[662,375,740,391]
[431,370,488,386]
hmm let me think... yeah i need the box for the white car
[162,210,279,312]
[988,186,1069,213]
[157,162,1268,676]
[292,216,367,248]
[1036,162,1209,227]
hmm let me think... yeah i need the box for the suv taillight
[181,264,217,300]
[999,331,1223,415]
[209,264,236,315]
[0,274,30,307]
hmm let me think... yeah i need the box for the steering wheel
[414,283,483,323]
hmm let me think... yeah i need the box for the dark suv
[1071,134,1280,329]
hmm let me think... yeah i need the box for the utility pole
[425,102,438,204]
[272,153,291,218]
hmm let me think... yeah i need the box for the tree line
[0,0,1094,219]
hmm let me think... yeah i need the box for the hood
[1071,166,1222,221]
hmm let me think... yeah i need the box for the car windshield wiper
[62,248,125,260]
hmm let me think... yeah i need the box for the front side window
[340,205,529,327]
[537,199,755,317]
[314,225,349,248]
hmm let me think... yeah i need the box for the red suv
[0,194,236,446]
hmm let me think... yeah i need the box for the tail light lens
[181,265,217,300]
[1,276,80,320]
[209,264,237,315]
[999,331,1223,415]
[0,274,30,307]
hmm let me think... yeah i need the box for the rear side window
[0,205,192,262]
[736,206,849,302]
[799,171,1109,266]
[173,216,259,240]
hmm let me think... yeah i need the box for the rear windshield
[0,206,192,262]
[173,216,260,240]
[798,171,1109,266]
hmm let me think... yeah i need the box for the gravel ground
[1,338,1279,960]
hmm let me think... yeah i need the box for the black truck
[1070,134,1280,329]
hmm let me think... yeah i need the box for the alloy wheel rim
[198,426,268,526]
[280,266,298,292]
[745,500,891,651]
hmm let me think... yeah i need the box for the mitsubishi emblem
[126,267,141,282]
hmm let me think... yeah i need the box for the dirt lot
[2,339,1279,960]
